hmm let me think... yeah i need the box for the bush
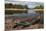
[16,22,31,26]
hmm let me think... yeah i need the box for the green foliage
[24,5,28,9]
[16,22,31,26]
[5,3,13,8]
[34,5,44,9]
[5,3,28,9]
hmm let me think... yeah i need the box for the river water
[27,9,36,13]
[5,9,40,19]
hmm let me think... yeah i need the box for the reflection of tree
[5,10,27,14]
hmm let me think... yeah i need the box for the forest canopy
[34,5,44,9]
[5,3,28,9]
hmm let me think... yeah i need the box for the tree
[5,3,13,8]
[24,5,28,9]
[34,5,44,9]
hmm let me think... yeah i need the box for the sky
[5,0,44,8]
[5,0,44,2]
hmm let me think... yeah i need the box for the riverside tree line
[5,3,43,14]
